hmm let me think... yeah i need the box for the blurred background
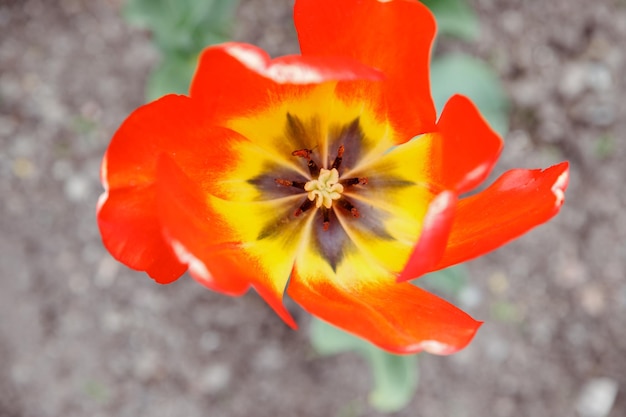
[1,0,625,416]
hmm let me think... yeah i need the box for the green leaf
[367,349,419,413]
[83,379,109,402]
[123,0,239,54]
[416,265,468,298]
[123,0,239,102]
[310,319,419,413]
[335,401,364,417]
[146,53,198,100]
[431,53,510,136]
[421,0,480,40]
[490,300,520,322]
[310,317,363,355]
[122,0,166,28]
[595,133,616,159]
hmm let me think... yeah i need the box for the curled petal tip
[96,190,108,214]
[419,340,463,356]
[220,43,383,85]
[418,320,483,355]
[552,162,570,207]
[170,239,215,290]
[431,161,571,271]
[434,94,504,193]
[99,152,109,191]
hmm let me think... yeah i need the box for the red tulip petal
[432,162,570,271]
[289,265,481,354]
[98,94,210,283]
[190,43,383,125]
[155,154,251,296]
[154,152,307,329]
[97,186,186,283]
[294,0,437,140]
[397,190,457,282]
[431,95,504,194]
[98,94,254,283]
[104,96,195,188]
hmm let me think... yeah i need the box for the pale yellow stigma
[304,168,344,209]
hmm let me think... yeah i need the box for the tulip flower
[97,0,569,354]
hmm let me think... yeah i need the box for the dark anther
[292,148,313,159]
[294,198,314,217]
[292,148,320,177]
[340,177,368,187]
[338,198,360,218]
[322,208,331,231]
[275,178,306,189]
[331,145,344,170]
[307,159,320,177]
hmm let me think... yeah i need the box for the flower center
[274,144,368,231]
[304,168,344,209]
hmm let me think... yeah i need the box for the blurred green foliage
[310,319,419,413]
[417,265,468,298]
[335,401,364,417]
[123,0,240,100]
[431,53,510,135]
[595,133,616,159]
[422,0,479,40]
[423,0,510,137]
[83,379,109,402]
[490,300,521,322]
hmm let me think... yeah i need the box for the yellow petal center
[304,168,344,208]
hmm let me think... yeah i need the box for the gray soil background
[1,0,625,416]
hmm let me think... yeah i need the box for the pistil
[304,168,344,209]
[275,144,367,229]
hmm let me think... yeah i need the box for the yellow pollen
[304,168,344,209]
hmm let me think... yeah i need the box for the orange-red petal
[98,94,256,284]
[98,94,211,283]
[294,0,437,140]
[397,190,457,282]
[428,94,503,194]
[288,271,481,355]
[155,154,250,296]
[97,185,186,283]
[190,43,383,126]
[154,149,308,328]
[431,162,570,271]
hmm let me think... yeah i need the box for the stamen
[294,198,314,217]
[284,144,366,230]
[292,148,320,177]
[322,208,330,231]
[331,145,344,170]
[291,148,313,159]
[308,159,320,178]
[274,178,306,189]
[340,177,368,186]
[337,198,360,218]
